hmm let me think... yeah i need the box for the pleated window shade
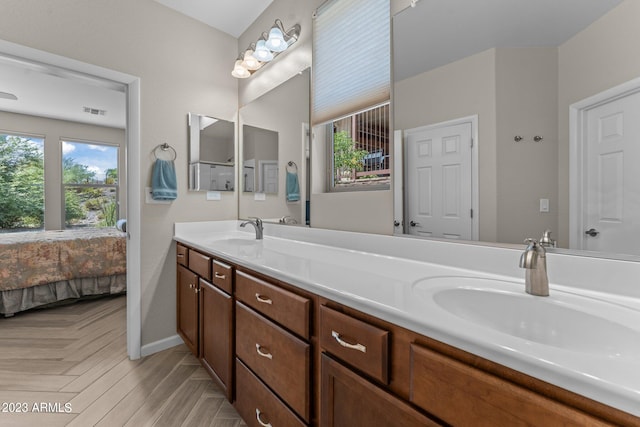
[312,0,391,126]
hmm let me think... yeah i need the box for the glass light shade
[241,50,262,71]
[265,27,287,52]
[254,40,274,62]
[231,60,250,79]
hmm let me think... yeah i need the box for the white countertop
[174,220,640,417]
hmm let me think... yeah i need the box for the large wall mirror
[188,113,235,191]
[393,0,640,259]
[239,68,310,224]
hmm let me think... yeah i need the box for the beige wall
[495,47,558,244]
[557,0,640,247]
[394,49,498,241]
[1,111,126,230]
[0,0,238,347]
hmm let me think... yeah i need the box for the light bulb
[231,60,250,79]
[254,40,274,62]
[265,27,287,52]
[241,49,262,71]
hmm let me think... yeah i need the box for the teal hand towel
[286,171,300,202]
[152,159,177,201]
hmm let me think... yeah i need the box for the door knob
[585,228,599,237]
[410,220,420,227]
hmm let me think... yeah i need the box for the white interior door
[259,160,278,193]
[405,121,473,240]
[582,90,640,254]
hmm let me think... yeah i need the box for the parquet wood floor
[0,295,246,427]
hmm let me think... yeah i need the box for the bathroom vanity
[174,221,640,427]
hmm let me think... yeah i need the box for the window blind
[312,0,390,125]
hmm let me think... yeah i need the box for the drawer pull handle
[255,408,272,427]
[255,343,273,360]
[255,293,273,305]
[214,272,226,279]
[177,254,184,258]
[332,330,367,353]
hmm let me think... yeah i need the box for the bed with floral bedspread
[0,228,126,316]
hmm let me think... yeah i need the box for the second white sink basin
[415,277,640,358]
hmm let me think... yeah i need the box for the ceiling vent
[83,106,107,116]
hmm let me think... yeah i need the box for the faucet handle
[539,229,556,248]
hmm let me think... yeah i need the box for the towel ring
[154,143,177,161]
[286,161,298,173]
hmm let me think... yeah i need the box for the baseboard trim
[140,334,184,357]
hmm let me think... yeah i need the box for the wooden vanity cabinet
[176,243,234,400]
[321,355,439,427]
[176,263,199,355]
[234,270,313,426]
[176,244,640,427]
[199,277,233,400]
[408,343,612,427]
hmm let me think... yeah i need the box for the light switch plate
[540,198,549,213]
[206,191,221,201]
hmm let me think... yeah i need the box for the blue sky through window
[62,141,117,182]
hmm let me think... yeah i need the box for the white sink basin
[415,277,640,358]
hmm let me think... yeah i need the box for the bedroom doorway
[0,39,142,359]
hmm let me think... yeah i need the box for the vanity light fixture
[232,19,301,79]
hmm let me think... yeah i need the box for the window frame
[61,138,120,229]
[325,103,391,193]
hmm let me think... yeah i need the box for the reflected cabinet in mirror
[392,0,640,258]
[239,69,310,225]
[188,113,235,191]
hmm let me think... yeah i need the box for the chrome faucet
[519,238,549,296]
[240,217,263,240]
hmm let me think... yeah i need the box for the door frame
[569,76,640,251]
[0,39,142,359]
[400,115,479,240]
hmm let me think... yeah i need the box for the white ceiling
[394,0,623,81]
[0,54,127,129]
[153,0,273,38]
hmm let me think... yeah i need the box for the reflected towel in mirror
[152,159,177,200]
[286,171,300,202]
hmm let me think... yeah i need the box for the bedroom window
[62,140,119,228]
[0,133,45,232]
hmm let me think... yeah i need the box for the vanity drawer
[212,260,233,294]
[176,244,188,267]
[235,359,306,427]
[320,305,389,384]
[188,249,211,280]
[409,344,611,427]
[236,302,310,422]
[235,271,310,339]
